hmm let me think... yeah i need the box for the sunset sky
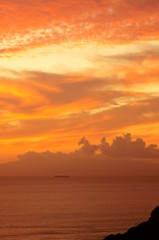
[0,0,159,162]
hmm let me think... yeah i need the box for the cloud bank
[18,133,159,161]
[0,133,158,176]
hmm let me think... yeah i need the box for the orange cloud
[0,0,159,162]
[0,0,159,55]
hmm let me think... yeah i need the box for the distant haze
[0,134,159,176]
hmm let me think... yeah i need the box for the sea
[0,176,159,240]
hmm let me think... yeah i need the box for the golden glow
[0,0,159,161]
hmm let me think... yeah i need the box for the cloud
[18,133,159,160]
[94,43,159,66]
[0,0,159,55]
[0,0,158,164]
[126,0,159,11]
[99,133,159,158]
[0,69,158,146]
[76,133,159,158]
[0,133,156,176]
[78,137,98,155]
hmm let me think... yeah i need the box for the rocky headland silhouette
[104,206,159,240]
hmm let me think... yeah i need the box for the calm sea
[0,176,159,240]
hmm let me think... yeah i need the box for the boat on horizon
[54,175,70,178]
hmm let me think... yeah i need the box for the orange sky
[0,0,159,162]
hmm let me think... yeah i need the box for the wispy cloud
[0,0,159,162]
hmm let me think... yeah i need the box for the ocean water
[0,176,159,240]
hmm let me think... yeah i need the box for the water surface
[0,176,159,240]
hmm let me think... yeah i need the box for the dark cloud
[0,133,159,176]
[127,0,159,11]
[97,97,159,131]
[78,137,98,155]
[76,133,159,158]
[18,133,159,160]
[99,133,159,158]
[25,71,113,105]
[95,46,159,66]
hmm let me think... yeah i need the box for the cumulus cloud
[99,133,159,158]
[0,133,158,176]
[78,137,98,155]
[0,0,159,165]
[18,133,159,160]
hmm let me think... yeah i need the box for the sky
[0,0,159,163]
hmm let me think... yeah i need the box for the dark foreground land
[104,206,159,240]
